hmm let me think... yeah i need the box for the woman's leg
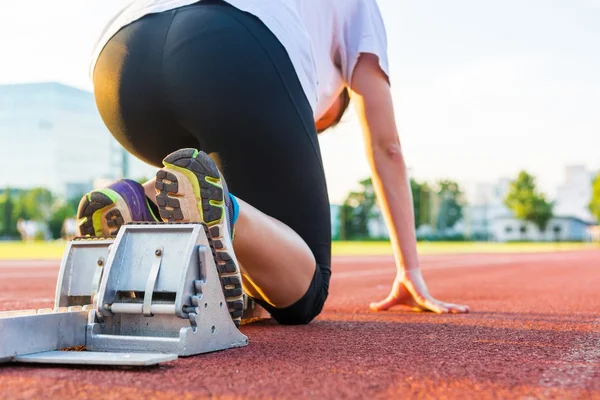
[144,159,324,309]
[233,199,316,307]
[94,1,331,324]
[160,3,331,323]
[147,176,314,305]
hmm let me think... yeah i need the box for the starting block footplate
[14,351,177,366]
[0,311,88,363]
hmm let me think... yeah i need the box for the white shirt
[90,0,389,119]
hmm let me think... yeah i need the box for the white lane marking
[539,318,600,391]
[333,258,513,279]
[0,252,592,280]
[332,252,597,279]
[0,261,59,269]
[0,272,58,279]
[332,251,597,265]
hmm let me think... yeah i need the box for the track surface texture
[0,250,599,399]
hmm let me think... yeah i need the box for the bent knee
[271,295,327,326]
[254,264,331,326]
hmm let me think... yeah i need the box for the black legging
[93,0,331,324]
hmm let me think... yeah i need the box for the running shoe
[77,179,159,237]
[155,148,244,326]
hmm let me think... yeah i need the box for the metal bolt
[97,259,104,266]
[155,249,162,256]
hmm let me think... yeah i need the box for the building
[464,179,512,240]
[0,82,156,199]
[466,168,597,242]
[554,165,596,223]
[491,216,592,242]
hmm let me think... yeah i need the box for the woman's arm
[349,54,469,314]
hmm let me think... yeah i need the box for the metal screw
[155,249,162,256]
[97,258,104,266]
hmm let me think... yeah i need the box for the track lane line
[0,261,59,269]
[0,272,58,279]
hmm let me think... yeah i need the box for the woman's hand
[370,269,470,314]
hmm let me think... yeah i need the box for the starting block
[0,223,266,367]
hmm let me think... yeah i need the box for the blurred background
[0,0,599,246]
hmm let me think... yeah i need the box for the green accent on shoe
[145,198,160,221]
[90,189,120,236]
[209,199,223,207]
[96,189,120,203]
[163,162,213,225]
[192,149,199,158]
[205,176,221,186]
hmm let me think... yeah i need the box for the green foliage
[17,188,55,221]
[0,189,17,237]
[589,173,600,223]
[531,195,553,232]
[339,178,377,240]
[67,196,82,213]
[48,202,77,240]
[0,187,81,240]
[436,180,464,231]
[504,171,553,232]
[339,176,466,240]
[410,179,432,229]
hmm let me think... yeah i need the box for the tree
[1,192,12,237]
[504,171,553,235]
[410,179,432,229]
[339,178,377,240]
[15,188,55,221]
[0,188,21,238]
[436,180,464,232]
[48,202,76,239]
[589,173,600,223]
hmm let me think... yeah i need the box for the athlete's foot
[156,148,244,326]
[77,179,160,237]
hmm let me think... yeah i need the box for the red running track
[0,250,599,399]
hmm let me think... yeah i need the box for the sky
[1,0,599,203]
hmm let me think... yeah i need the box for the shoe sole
[77,190,132,237]
[156,149,244,326]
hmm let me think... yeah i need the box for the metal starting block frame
[0,223,253,366]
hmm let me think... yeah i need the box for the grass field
[0,240,598,260]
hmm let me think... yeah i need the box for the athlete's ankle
[229,193,240,226]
